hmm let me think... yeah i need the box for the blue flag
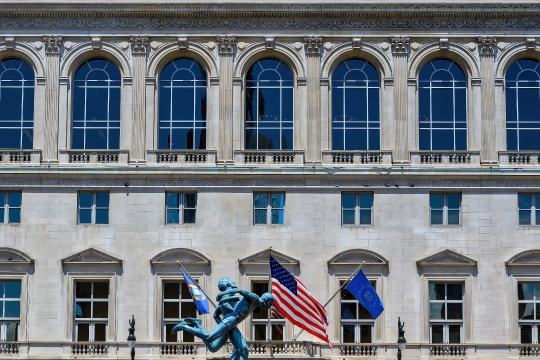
[345,269,384,320]
[179,266,210,315]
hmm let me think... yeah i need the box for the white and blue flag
[345,269,384,320]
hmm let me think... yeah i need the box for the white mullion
[342,82,346,149]
[106,66,111,149]
[83,76,88,149]
[192,77,196,149]
[19,74,24,149]
[452,73,456,150]
[366,79,370,150]
[267,193,271,225]
[179,193,184,225]
[516,74,520,150]
[169,79,174,149]
[355,193,360,225]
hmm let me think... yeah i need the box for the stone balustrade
[234,150,304,165]
[338,344,378,356]
[429,345,466,357]
[59,150,129,165]
[71,342,109,355]
[0,150,41,165]
[410,151,480,166]
[500,152,540,166]
[322,150,392,165]
[147,150,217,165]
[160,342,199,355]
[0,342,20,355]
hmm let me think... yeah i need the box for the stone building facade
[1,1,540,359]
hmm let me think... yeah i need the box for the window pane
[271,324,284,341]
[93,282,109,299]
[181,282,192,299]
[447,210,460,225]
[430,283,446,300]
[431,324,444,343]
[95,209,109,224]
[8,208,20,223]
[77,323,90,341]
[8,192,21,207]
[519,303,535,320]
[254,193,267,208]
[184,193,197,208]
[164,282,180,299]
[94,323,106,341]
[5,281,21,298]
[342,324,355,343]
[521,325,533,344]
[447,194,460,209]
[518,283,534,300]
[254,324,266,341]
[95,192,109,208]
[253,303,268,319]
[167,193,179,208]
[447,284,462,300]
[447,303,463,320]
[254,209,267,224]
[430,194,443,209]
[340,303,357,320]
[358,304,374,320]
[79,192,93,208]
[167,209,180,224]
[359,210,372,225]
[429,303,445,320]
[79,209,92,224]
[76,282,92,298]
[75,302,91,318]
[271,193,285,208]
[343,210,355,225]
[342,194,355,209]
[183,209,196,224]
[0,208,3,223]
[359,194,372,208]
[165,323,178,342]
[431,210,443,225]
[359,324,372,343]
[93,302,108,318]
[164,302,180,319]
[448,325,461,344]
[5,322,18,341]
[253,283,268,294]
[341,288,355,301]
[271,209,284,224]
[181,302,197,319]
[5,301,20,317]
[520,210,532,225]
[519,194,532,209]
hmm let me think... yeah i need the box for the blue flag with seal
[345,269,384,320]
[179,266,210,315]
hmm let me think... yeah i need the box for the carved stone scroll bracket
[5,37,14,50]
[384,78,394,87]
[477,36,497,55]
[304,36,322,56]
[352,37,362,50]
[390,36,410,55]
[526,38,537,50]
[232,77,243,86]
[265,37,275,50]
[130,35,149,54]
[320,78,330,87]
[91,37,101,50]
[210,77,220,86]
[297,77,307,86]
[439,38,449,50]
[43,35,62,53]
[471,78,482,86]
[178,37,188,50]
[495,78,504,88]
[217,35,236,55]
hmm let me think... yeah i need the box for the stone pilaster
[304,36,322,163]
[478,36,497,164]
[42,35,62,163]
[390,36,410,163]
[217,35,235,163]
[129,35,148,163]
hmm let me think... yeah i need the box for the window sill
[341,224,373,228]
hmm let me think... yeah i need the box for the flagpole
[177,261,218,309]
[290,261,365,342]
[268,246,272,342]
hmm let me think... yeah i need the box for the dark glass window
[72,59,121,150]
[254,192,285,225]
[506,59,540,151]
[163,281,196,342]
[166,192,197,225]
[332,59,380,150]
[342,193,373,225]
[78,192,109,225]
[419,59,467,151]
[0,58,34,149]
[74,281,109,342]
[158,59,207,150]
[245,59,294,150]
[518,193,540,225]
[430,193,461,226]
[251,282,285,341]
[340,280,375,343]
[0,280,21,341]
[429,283,464,344]
[0,191,22,224]
[518,283,540,343]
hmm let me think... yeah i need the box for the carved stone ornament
[178,37,188,50]
[352,37,362,50]
[91,37,101,50]
[384,78,394,86]
[297,77,307,86]
[130,35,149,54]
[526,38,537,50]
[43,35,62,53]
[320,78,330,86]
[471,78,482,86]
[4,37,14,50]
[265,37,274,50]
[304,36,322,55]
[477,36,497,55]
[390,36,410,54]
[217,35,236,55]
[439,38,448,50]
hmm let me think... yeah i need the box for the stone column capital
[390,36,410,55]
[130,35,149,54]
[217,35,236,55]
[304,36,322,56]
[477,36,497,56]
[43,35,62,54]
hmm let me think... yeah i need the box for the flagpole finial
[269,245,272,249]
[176,261,180,264]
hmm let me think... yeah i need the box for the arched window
[332,59,380,150]
[72,59,121,150]
[158,59,207,150]
[419,59,467,151]
[506,58,540,151]
[245,59,293,150]
[0,58,34,149]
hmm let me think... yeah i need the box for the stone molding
[61,247,122,265]
[477,36,497,55]
[327,248,388,267]
[130,35,149,54]
[506,249,540,267]
[59,41,132,77]
[239,248,299,266]
[390,36,410,54]
[417,249,477,267]
[0,247,33,265]
[408,42,481,78]
[150,248,211,267]
[217,35,236,55]
[43,35,62,53]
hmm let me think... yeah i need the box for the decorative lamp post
[397,317,406,360]
[127,315,136,360]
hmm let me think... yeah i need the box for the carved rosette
[130,35,149,54]
[477,36,497,55]
[304,36,322,56]
[43,35,62,53]
[390,36,410,54]
[217,35,236,55]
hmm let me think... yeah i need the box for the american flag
[270,256,332,346]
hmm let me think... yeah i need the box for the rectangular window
[518,194,540,226]
[0,192,21,224]
[253,193,285,225]
[0,280,21,341]
[163,281,197,342]
[78,192,109,225]
[430,193,461,225]
[251,282,285,341]
[340,280,375,343]
[166,193,197,225]
[429,283,464,344]
[518,283,540,343]
[74,281,109,342]
[342,193,373,225]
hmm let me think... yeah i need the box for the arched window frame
[157,58,208,150]
[71,58,121,150]
[244,58,294,150]
[331,59,381,151]
[505,58,540,151]
[0,58,35,150]
[418,59,468,151]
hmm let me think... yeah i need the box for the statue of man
[172,280,274,359]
